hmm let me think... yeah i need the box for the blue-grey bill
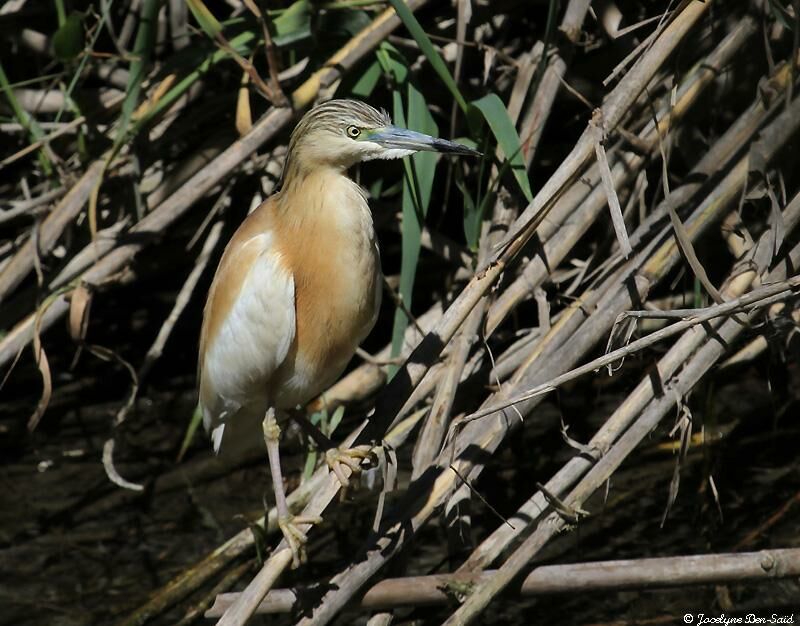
[370,127,481,156]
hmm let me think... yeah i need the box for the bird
[197,99,478,567]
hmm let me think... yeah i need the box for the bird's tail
[211,423,226,454]
[203,401,268,465]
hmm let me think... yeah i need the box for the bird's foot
[278,514,323,569]
[325,445,375,488]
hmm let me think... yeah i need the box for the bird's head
[286,99,479,172]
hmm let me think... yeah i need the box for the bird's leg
[290,411,374,488]
[262,408,321,568]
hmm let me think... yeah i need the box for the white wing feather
[200,233,295,453]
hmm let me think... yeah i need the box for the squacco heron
[198,99,477,566]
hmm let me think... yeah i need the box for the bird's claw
[278,514,322,568]
[325,445,375,488]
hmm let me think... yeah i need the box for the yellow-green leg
[290,411,375,487]
[324,446,374,488]
[263,408,321,568]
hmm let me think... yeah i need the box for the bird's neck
[276,161,366,224]
[280,148,353,194]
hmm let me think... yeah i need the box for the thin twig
[207,549,800,615]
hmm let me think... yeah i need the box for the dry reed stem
[719,305,800,370]
[412,45,537,477]
[463,110,797,567]
[487,14,759,333]
[115,407,423,626]
[494,0,710,261]
[0,186,65,225]
[174,561,252,626]
[0,159,105,303]
[519,0,591,166]
[207,548,800,615]
[416,0,593,488]
[438,13,759,534]
[441,184,800,624]
[456,90,800,552]
[446,240,800,623]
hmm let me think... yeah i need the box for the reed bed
[1,1,799,624]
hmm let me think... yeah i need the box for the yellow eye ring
[346,125,361,138]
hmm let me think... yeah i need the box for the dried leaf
[132,73,177,121]
[372,443,398,533]
[560,418,599,458]
[591,109,632,257]
[534,287,550,332]
[28,326,52,432]
[87,344,138,424]
[68,283,92,343]
[103,438,145,492]
[666,199,725,305]
[236,69,253,136]
[26,285,78,431]
[604,313,638,374]
[482,48,496,86]
[88,175,102,240]
[708,474,723,522]
[766,184,786,258]
[661,399,692,527]
[454,0,472,88]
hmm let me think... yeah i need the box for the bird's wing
[199,231,295,451]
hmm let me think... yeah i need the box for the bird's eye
[346,125,361,138]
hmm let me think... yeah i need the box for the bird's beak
[368,127,481,156]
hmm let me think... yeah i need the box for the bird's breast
[271,174,382,406]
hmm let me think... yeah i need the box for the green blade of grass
[271,0,311,46]
[378,44,439,372]
[112,0,160,154]
[0,61,52,175]
[339,57,382,98]
[54,0,66,26]
[53,12,85,61]
[177,404,204,462]
[186,0,224,38]
[469,93,533,202]
[55,2,115,123]
[390,84,438,373]
[452,143,481,249]
[379,44,437,372]
[386,0,468,113]
[132,30,257,131]
[88,0,159,237]
[328,405,345,436]
[376,41,408,83]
